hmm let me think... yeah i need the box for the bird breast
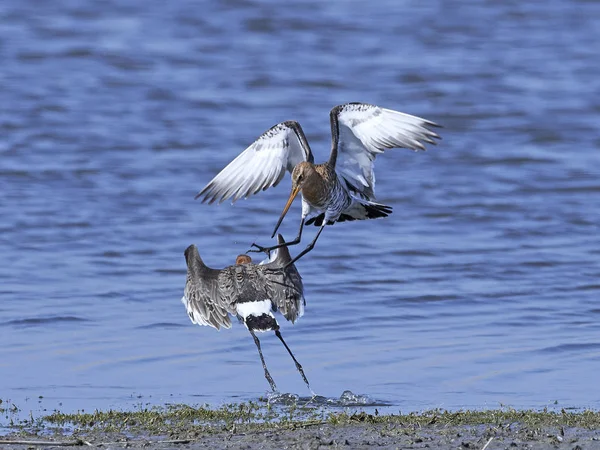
[301,166,334,209]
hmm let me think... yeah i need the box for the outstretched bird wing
[196,121,314,204]
[260,234,305,323]
[330,103,441,201]
[182,245,234,330]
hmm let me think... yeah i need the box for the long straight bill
[271,186,300,238]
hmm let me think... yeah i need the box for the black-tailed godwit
[181,234,311,393]
[196,102,441,266]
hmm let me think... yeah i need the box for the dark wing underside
[260,234,305,323]
[182,245,234,330]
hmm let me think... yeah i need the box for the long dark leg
[275,329,314,395]
[249,329,277,392]
[248,218,306,255]
[283,224,326,268]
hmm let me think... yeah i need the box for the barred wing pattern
[218,264,268,311]
[182,245,234,330]
[331,103,441,201]
[182,235,305,330]
[261,235,305,323]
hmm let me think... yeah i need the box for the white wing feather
[334,103,441,201]
[196,121,313,204]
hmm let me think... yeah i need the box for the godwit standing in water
[181,234,311,393]
[196,103,441,266]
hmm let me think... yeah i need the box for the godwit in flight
[181,234,311,393]
[196,103,441,266]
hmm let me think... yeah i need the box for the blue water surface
[1,0,599,419]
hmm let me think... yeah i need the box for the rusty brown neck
[300,163,333,206]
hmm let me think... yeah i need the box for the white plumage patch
[236,299,274,321]
[297,298,305,319]
[259,249,278,265]
[181,294,211,327]
[335,103,440,201]
[195,121,311,205]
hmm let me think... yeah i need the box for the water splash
[265,391,300,405]
[332,390,380,407]
[264,390,390,407]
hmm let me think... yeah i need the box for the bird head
[291,162,313,190]
[235,254,252,265]
[272,162,315,238]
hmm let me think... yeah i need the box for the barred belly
[323,178,351,224]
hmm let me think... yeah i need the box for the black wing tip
[203,191,221,205]
[426,130,442,146]
[425,120,444,131]
[195,184,211,202]
[417,133,442,150]
[420,121,443,146]
[184,244,198,262]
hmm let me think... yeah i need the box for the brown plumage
[196,103,442,266]
[181,234,312,393]
[235,254,252,265]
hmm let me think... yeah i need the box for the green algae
[2,394,599,441]
[40,404,600,436]
[2,401,600,449]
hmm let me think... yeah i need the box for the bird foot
[247,242,272,257]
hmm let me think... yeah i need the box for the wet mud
[2,401,600,449]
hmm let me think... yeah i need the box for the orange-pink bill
[271,186,300,238]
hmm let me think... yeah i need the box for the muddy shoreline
[2,404,600,449]
[3,424,599,449]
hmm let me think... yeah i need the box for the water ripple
[1,316,90,328]
[1,0,599,415]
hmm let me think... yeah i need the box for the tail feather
[306,200,392,226]
[237,299,279,332]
